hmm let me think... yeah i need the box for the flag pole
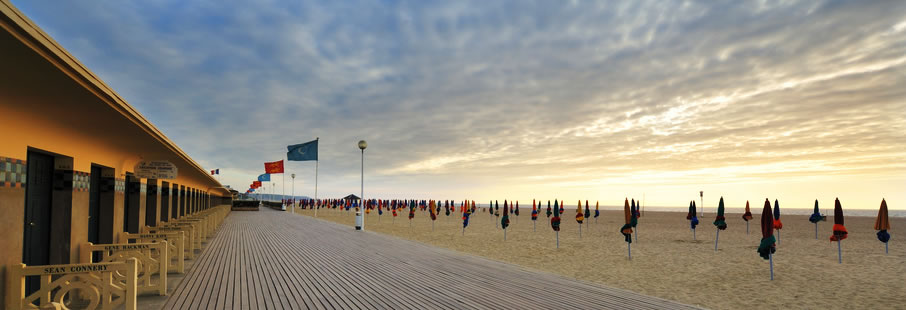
[291,173,295,214]
[282,158,286,211]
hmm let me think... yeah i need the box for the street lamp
[700,191,704,217]
[356,140,367,231]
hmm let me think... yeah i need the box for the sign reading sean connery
[134,160,178,179]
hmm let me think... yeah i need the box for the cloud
[13,0,906,207]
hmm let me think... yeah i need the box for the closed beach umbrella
[713,197,727,230]
[809,200,824,239]
[713,197,727,251]
[515,201,520,216]
[576,200,584,224]
[830,198,848,263]
[429,200,438,231]
[531,200,539,232]
[584,200,591,224]
[773,199,783,244]
[620,198,633,259]
[551,199,561,248]
[531,200,538,220]
[502,201,510,240]
[576,200,585,238]
[742,200,753,234]
[758,199,776,280]
[594,201,600,224]
[546,201,552,218]
[462,202,471,235]
[687,201,699,239]
[875,199,891,254]
[620,198,633,243]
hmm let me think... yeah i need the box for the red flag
[252,181,262,188]
[264,160,285,174]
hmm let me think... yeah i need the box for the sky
[14,0,906,210]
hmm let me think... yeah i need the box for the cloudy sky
[15,0,906,209]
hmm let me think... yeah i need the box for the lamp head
[358,140,368,150]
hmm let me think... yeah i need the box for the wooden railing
[5,259,138,310]
[80,242,168,296]
[119,232,185,274]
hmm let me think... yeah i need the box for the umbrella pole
[533,221,536,232]
[815,223,818,239]
[746,221,749,235]
[628,242,632,260]
[769,253,774,281]
[635,227,638,242]
[777,230,781,245]
[556,231,559,249]
[579,225,582,239]
[504,228,507,241]
[837,240,842,264]
[462,226,465,236]
[432,221,435,232]
[715,229,720,252]
[693,228,696,240]
[885,241,888,255]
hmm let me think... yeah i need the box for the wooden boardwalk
[162,207,700,310]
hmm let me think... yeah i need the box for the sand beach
[293,206,905,309]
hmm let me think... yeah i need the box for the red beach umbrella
[742,200,753,234]
[757,199,776,280]
[830,198,847,263]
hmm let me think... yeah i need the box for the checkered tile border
[140,183,146,194]
[73,171,90,192]
[115,178,125,193]
[0,156,26,188]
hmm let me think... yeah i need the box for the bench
[80,242,168,296]
[6,259,138,310]
[120,232,185,274]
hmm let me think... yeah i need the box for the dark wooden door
[171,184,179,219]
[24,151,53,265]
[24,151,53,296]
[160,181,170,222]
[123,174,140,233]
[145,179,157,226]
[88,165,101,244]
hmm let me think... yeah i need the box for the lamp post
[700,191,704,217]
[291,173,296,214]
[356,140,367,231]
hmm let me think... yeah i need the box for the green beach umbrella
[713,197,727,251]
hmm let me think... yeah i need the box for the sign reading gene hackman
[135,160,178,179]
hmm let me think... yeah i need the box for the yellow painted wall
[1,3,230,307]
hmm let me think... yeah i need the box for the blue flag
[258,173,271,182]
[287,139,318,161]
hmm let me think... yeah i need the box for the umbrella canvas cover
[830,198,848,241]
[620,198,633,243]
[875,199,890,243]
[713,197,727,230]
[742,201,753,221]
[758,199,776,260]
